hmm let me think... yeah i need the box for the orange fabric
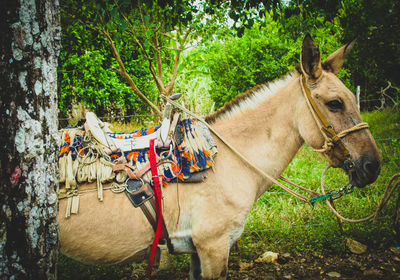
[127,151,139,161]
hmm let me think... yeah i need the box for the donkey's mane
[205,69,299,123]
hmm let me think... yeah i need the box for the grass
[57,109,400,278]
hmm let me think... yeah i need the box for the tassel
[100,158,115,182]
[97,162,103,201]
[71,195,80,214]
[89,160,97,182]
[59,155,66,183]
[116,171,127,183]
[66,153,77,188]
[66,196,72,218]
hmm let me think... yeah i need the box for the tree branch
[127,30,166,94]
[154,30,163,83]
[165,27,192,95]
[102,30,161,115]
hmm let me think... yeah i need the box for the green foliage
[339,0,400,103]
[281,0,400,109]
[58,0,169,117]
[205,20,292,108]
[362,109,400,170]
[204,15,347,108]
[59,0,399,119]
[59,50,126,115]
[174,47,214,114]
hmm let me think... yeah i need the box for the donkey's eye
[326,100,343,111]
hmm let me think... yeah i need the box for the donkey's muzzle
[349,152,381,188]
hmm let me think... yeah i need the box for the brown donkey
[58,35,380,279]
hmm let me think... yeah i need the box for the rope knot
[314,138,335,154]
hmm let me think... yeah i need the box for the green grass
[58,109,400,278]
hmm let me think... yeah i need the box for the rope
[161,94,400,225]
[321,166,400,223]
[161,95,310,203]
[314,123,370,154]
[299,75,369,155]
[58,183,127,199]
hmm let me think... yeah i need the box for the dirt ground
[129,247,400,280]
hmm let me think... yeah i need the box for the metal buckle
[125,178,144,194]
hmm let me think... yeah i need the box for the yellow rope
[58,182,127,200]
[299,75,369,155]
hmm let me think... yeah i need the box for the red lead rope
[147,139,163,277]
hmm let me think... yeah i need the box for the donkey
[58,35,381,279]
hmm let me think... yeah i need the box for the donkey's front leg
[190,253,202,280]
[193,239,230,280]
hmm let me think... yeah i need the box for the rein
[160,74,374,207]
[161,94,309,203]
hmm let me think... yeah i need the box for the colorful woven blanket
[58,118,217,188]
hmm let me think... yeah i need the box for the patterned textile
[58,118,217,186]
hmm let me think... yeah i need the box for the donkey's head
[297,35,380,188]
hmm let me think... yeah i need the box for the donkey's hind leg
[190,253,202,280]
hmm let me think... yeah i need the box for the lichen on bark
[0,0,61,279]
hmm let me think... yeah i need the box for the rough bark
[0,0,60,279]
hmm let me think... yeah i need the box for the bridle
[299,74,369,172]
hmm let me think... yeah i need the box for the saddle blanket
[58,118,217,188]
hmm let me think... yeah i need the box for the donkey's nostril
[351,153,381,187]
[363,161,376,174]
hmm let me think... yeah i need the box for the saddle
[58,96,217,216]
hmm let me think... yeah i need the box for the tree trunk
[0,0,60,279]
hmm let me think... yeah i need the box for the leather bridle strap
[300,75,369,157]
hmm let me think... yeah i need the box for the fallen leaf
[327,271,341,278]
[390,247,400,255]
[238,261,252,270]
[282,252,291,258]
[346,238,367,254]
[255,251,279,264]
[363,268,383,278]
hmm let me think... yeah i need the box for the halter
[299,74,369,169]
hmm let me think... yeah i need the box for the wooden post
[356,85,360,110]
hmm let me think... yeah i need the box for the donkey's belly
[58,190,154,265]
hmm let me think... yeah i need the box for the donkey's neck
[210,74,304,198]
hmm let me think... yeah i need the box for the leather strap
[113,154,161,180]
[140,197,174,253]
[141,199,157,232]
[147,139,163,277]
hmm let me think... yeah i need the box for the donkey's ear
[301,34,322,79]
[322,39,356,75]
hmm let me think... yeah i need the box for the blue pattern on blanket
[59,118,217,185]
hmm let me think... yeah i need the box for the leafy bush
[205,20,295,108]
[204,14,350,108]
